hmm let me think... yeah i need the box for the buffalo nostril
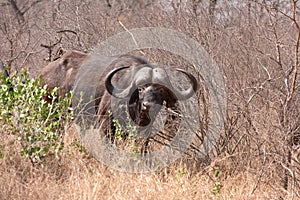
[143,101,151,107]
[142,101,152,110]
[142,103,147,110]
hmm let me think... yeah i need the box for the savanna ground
[0,0,300,199]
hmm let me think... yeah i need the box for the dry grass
[0,126,291,200]
[1,1,300,199]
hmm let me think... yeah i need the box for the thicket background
[0,0,299,199]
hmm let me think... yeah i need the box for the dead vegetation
[0,0,299,199]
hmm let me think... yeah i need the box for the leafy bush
[110,110,143,159]
[0,71,73,163]
[113,116,139,155]
[212,169,223,198]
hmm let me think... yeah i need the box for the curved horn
[105,66,134,98]
[173,68,198,100]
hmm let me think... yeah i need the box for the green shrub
[0,70,73,164]
[212,168,223,198]
[113,116,139,154]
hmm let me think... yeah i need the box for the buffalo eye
[63,58,69,66]
[158,88,164,94]
[138,87,144,93]
[138,87,144,99]
[61,59,69,72]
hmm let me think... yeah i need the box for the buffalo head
[105,65,198,127]
[41,50,87,99]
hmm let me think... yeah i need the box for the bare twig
[118,20,145,55]
[41,37,63,62]
[249,146,267,196]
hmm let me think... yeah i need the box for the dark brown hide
[41,50,87,98]
[41,50,198,133]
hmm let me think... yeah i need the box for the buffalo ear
[127,89,139,121]
[129,89,139,105]
[165,90,177,109]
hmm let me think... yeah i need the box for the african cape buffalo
[41,50,198,137]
